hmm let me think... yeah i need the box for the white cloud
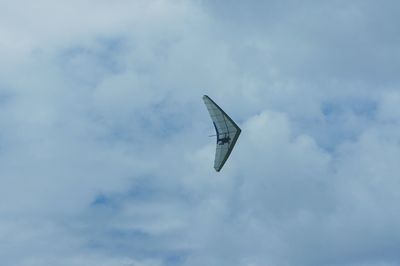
[1,0,400,265]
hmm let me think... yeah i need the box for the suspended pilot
[218,134,231,145]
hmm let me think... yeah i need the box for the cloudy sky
[1,0,400,265]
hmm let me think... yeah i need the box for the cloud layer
[1,1,400,265]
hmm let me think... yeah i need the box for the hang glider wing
[203,95,241,172]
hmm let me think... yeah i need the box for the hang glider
[203,95,241,172]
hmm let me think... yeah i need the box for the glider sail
[203,95,241,172]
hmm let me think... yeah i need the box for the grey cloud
[1,0,400,266]
[203,0,400,82]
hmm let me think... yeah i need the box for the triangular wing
[203,95,241,172]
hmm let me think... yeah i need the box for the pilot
[218,135,231,145]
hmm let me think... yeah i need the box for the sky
[1,0,400,265]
